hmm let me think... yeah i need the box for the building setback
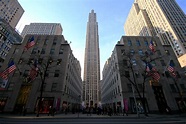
[101,36,186,114]
[83,10,100,106]
[0,34,82,113]
[124,0,186,58]
[21,23,63,38]
[0,0,24,29]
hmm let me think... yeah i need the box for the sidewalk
[0,113,186,119]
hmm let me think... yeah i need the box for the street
[0,115,186,124]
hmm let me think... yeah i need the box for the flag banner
[28,59,39,82]
[149,41,155,53]
[24,36,35,50]
[0,60,16,79]
[0,78,8,90]
[167,60,177,78]
[7,60,16,74]
[0,71,8,80]
[146,63,160,81]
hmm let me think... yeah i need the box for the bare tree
[119,51,162,116]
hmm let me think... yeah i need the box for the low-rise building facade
[0,34,82,113]
[101,36,186,114]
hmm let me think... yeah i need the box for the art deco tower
[83,10,100,106]
[124,0,186,58]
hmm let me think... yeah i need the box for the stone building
[83,10,100,107]
[124,0,186,58]
[0,0,24,29]
[101,36,186,114]
[0,34,82,113]
[21,23,62,38]
[0,19,22,66]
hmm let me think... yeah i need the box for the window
[160,60,166,66]
[156,50,161,55]
[59,49,63,54]
[138,84,143,92]
[28,58,34,65]
[57,59,62,65]
[180,84,186,92]
[23,70,29,77]
[42,83,46,91]
[8,82,14,91]
[53,40,57,45]
[138,50,143,56]
[170,84,177,92]
[51,83,57,91]
[136,40,141,46]
[130,49,135,55]
[165,71,170,78]
[41,48,45,54]
[123,59,128,66]
[18,58,23,64]
[38,58,43,64]
[131,59,137,66]
[54,70,60,77]
[44,39,48,45]
[144,41,148,46]
[50,48,55,54]
[151,61,156,66]
[118,86,120,93]
[128,40,132,46]
[31,48,37,54]
[121,49,125,55]
[175,71,181,78]
[127,84,132,92]
[125,71,130,77]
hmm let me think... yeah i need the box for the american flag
[146,63,160,81]
[28,59,39,82]
[0,60,16,80]
[149,41,155,53]
[24,36,35,50]
[167,60,177,78]
[0,71,8,80]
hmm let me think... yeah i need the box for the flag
[167,60,177,78]
[0,60,16,79]
[0,71,8,80]
[146,63,160,81]
[24,36,35,50]
[146,63,152,72]
[28,59,39,82]
[149,41,155,53]
[7,60,16,74]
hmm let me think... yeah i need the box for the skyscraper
[0,0,24,28]
[124,0,186,58]
[83,10,100,106]
[21,23,63,38]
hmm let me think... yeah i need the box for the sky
[16,0,186,79]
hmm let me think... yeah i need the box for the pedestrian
[22,106,27,116]
[48,106,52,116]
[123,108,128,116]
[52,107,56,116]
